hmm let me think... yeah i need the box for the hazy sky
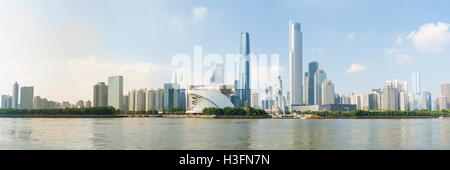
[1,0,450,103]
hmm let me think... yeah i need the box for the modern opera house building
[186,85,235,114]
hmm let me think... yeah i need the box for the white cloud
[385,33,415,64]
[407,22,450,52]
[192,7,208,20]
[346,63,366,73]
[395,54,413,64]
[347,32,356,39]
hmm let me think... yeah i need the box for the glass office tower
[238,32,251,107]
[308,61,319,105]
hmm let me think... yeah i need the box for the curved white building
[186,85,235,114]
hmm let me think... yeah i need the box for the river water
[1,118,450,150]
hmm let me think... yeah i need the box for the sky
[1,0,450,103]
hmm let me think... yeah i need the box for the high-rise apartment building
[155,88,164,111]
[368,92,381,110]
[1,95,13,109]
[321,80,335,105]
[62,101,71,108]
[382,83,398,110]
[135,89,147,111]
[20,86,34,109]
[399,92,409,111]
[93,82,108,107]
[85,100,92,108]
[440,83,450,109]
[75,100,85,108]
[314,69,326,105]
[381,80,407,111]
[108,76,123,110]
[303,72,309,104]
[33,96,48,109]
[12,82,19,109]
[289,21,303,109]
[122,95,129,111]
[128,89,136,111]
[349,93,361,110]
[432,97,440,111]
[146,89,157,111]
[440,96,448,110]
[251,92,260,108]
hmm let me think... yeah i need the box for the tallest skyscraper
[238,32,251,107]
[289,21,303,109]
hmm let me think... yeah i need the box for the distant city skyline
[1,0,450,103]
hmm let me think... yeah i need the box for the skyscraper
[128,89,136,111]
[368,92,381,110]
[135,89,147,111]
[146,89,157,111]
[303,72,308,104]
[420,91,432,110]
[20,86,34,109]
[12,82,19,109]
[122,95,129,111]
[440,96,448,110]
[314,69,326,105]
[349,93,362,110]
[384,79,407,110]
[411,72,421,95]
[399,92,409,111]
[93,82,108,107]
[238,32,251,107]
[321,79,335,105]
[382,83,398,110]
[289,21,303,109]
[164,83,180,110]
[155,88,164,111]
[440,83,450,109]
[432,97,440,111]
[308,61,319,105]
[108,75,123,109]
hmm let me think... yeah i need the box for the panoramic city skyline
[1,0,450,104]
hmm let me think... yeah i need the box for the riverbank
[0,114,272,119]
[322,116,439,119]
[0,114,443,119]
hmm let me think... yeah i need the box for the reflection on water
[1,118,450,150]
